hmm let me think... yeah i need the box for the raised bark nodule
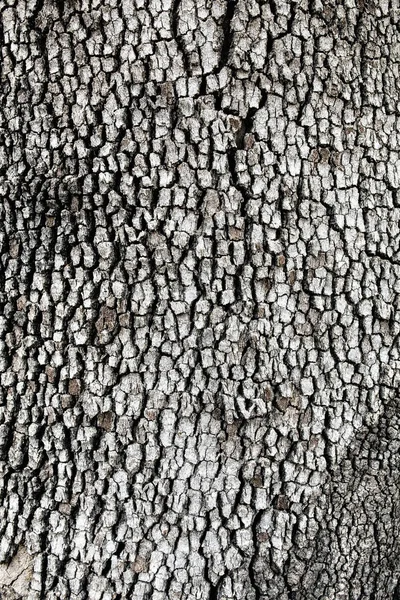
[1,0,400,598]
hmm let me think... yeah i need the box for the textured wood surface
[1,0,400,598]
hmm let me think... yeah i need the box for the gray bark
[1,0,400,598]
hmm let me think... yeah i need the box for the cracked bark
[1,0,400,598]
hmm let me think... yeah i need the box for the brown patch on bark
[0,546,33,598]
[257,531,269,542]
[276,397,289,412]
[264,386,274,402]
[46,366,56,383]
[16,296,27,310]
[277,254,286,267]
[132,556,148,573]
[98,411,114,431]
[274,495,290,511]
[96,306,117,333]
[68,379,81,396]
[229,226,244,240]
[251,476,263,488]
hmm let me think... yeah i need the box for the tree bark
[1,0,400,598]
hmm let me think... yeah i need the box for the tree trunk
[1,0,400,598]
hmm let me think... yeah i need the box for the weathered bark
[0,0,400,598]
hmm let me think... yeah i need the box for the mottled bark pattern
[0,0,400,598]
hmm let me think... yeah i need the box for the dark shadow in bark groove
[209,582,219,600]
[393,581,400,600]
[171,0,191,74]
[220,0,237,69]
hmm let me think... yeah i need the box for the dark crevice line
[220,0,237,69]
[171,0,191,74]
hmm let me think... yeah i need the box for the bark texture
[1,0,400,598]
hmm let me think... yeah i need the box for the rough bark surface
[1,0,400,598]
